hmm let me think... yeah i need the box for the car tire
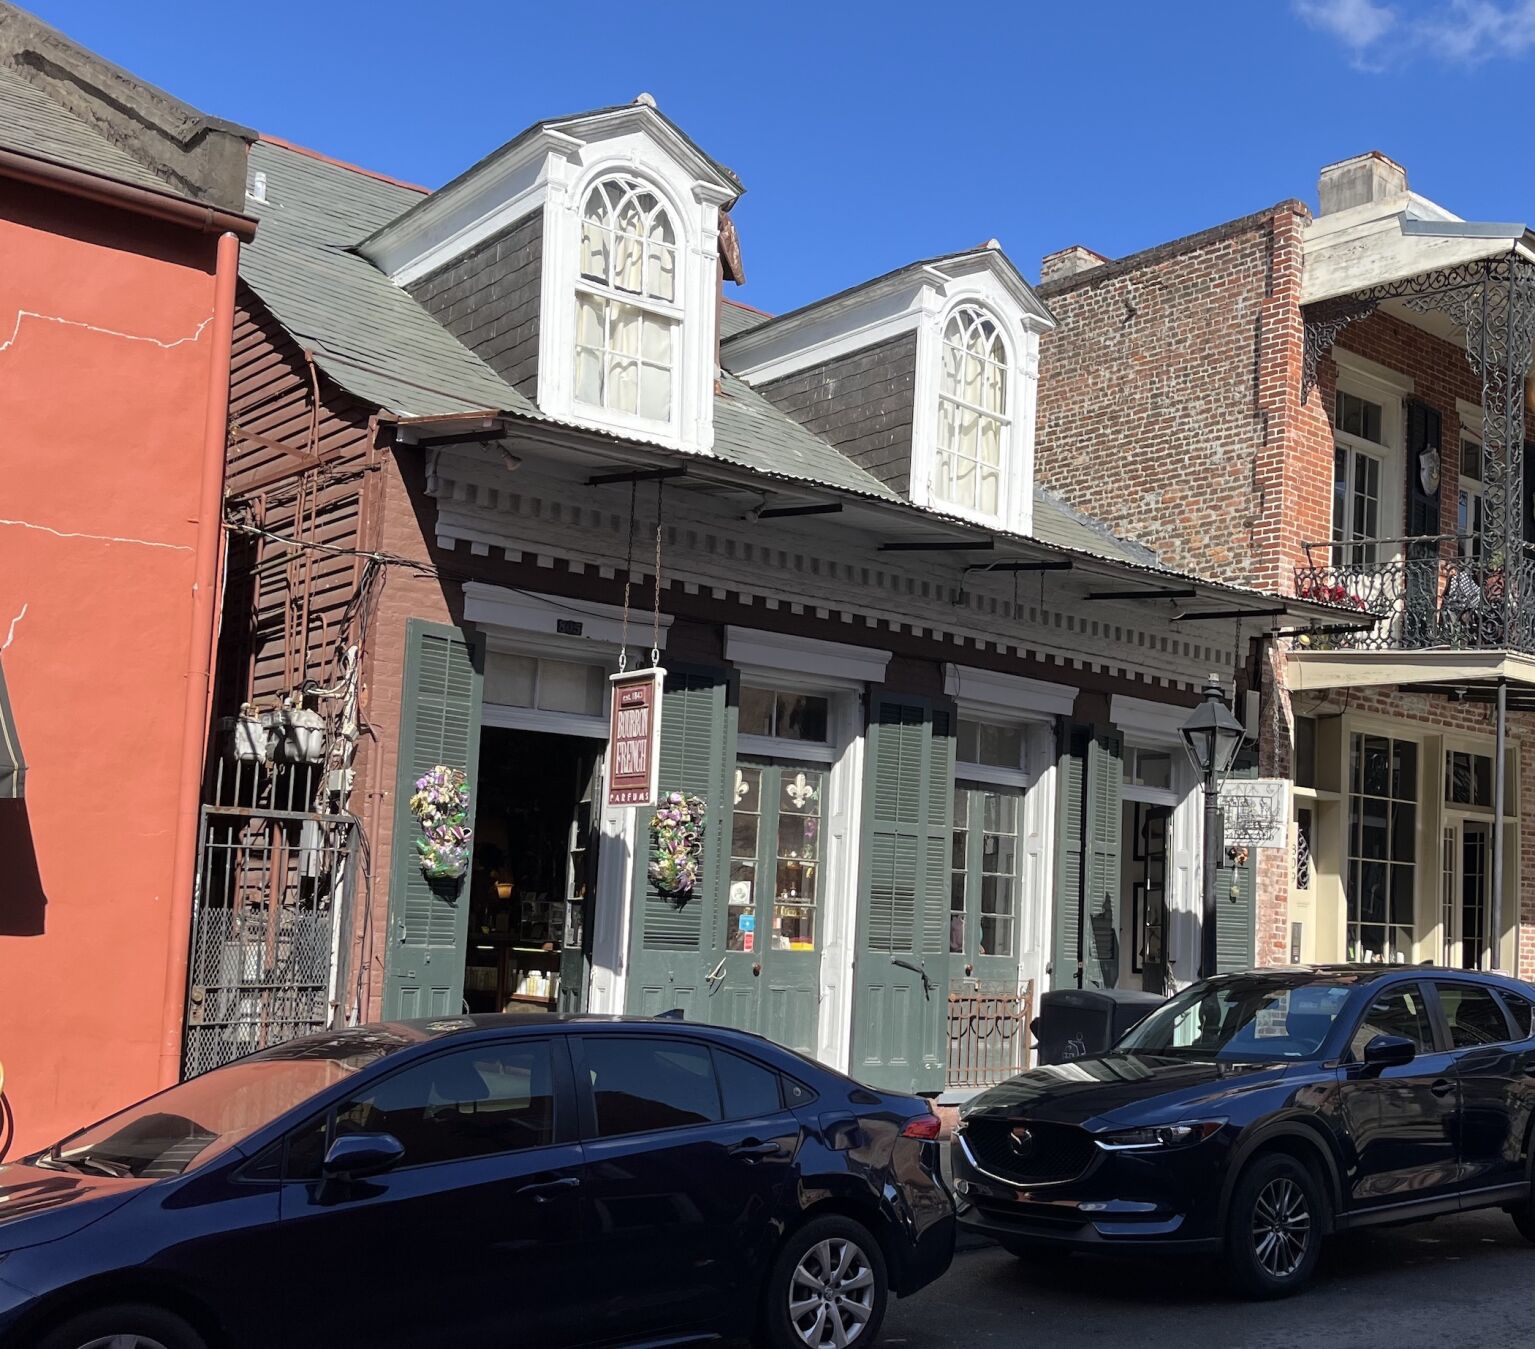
[996,1236,1074,1265]
[35,1303,206,1349]
[1223,1152,1324,1300]
[756,1214,889,1349]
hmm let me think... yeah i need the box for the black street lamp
[1180,674,1248,981]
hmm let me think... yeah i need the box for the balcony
[1294,536,1535,655]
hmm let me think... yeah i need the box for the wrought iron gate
[183,784,357,1078]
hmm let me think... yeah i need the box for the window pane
[485,652,536,708]
[648,242,676,303]
[1474,754,1492,807]
[537,659,604,716]
[728,764,761,952]
[739,686,774,737]
[332,1042,556,1166]
[776,693,828,742]
[956,720,980,764]
[1439,985,1511,1048]
[584,1037,720,1137]
[714,1050,782,1120]
[639,363,671,421]
[1294,717,1317,789]
[1332,447,1348,544]
[1350,987,1434,1058]
[1392,740,1417,798]
[580,219,609,283]
[607,356,638,414]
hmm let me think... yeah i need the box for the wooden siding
[756,333,918,494]
[406,212,543,400]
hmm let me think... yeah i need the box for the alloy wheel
[77,1337,173,1349]
[789,1235,877,1348]
[1251,1175,1311,1279]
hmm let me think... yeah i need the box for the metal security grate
[183,756,357,1078]
[947,985,1032,1088]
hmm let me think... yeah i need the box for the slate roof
[239,138,1152,571]
[719,299,770,340]
[0,63,168,192]
[242,139,532,419]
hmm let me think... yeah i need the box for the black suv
[0,1016,953,1349]
[953,966,1535,1296]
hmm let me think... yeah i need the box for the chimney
[1041,245,1110,285]
[1317,151,1407,216]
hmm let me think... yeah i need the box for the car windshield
[1117,977,1356,1063]
[41,1030,412,1179]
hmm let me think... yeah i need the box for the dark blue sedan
[0,1015,954,1349]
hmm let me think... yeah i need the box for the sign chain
[651,476,665,666]
[618,477,637,673]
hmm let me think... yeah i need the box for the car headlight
[1094,1120,1225,1151]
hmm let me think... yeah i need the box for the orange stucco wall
[0,181,223,1154]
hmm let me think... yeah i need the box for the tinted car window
[1438,984,1513,1048]
[1350,985,1435,1059]
[1118,977,1351,1062]
[327,1041,556,1168]
[1500,991,1535,1039]
[585,1037,721,1137]
[714,1049,783,1119]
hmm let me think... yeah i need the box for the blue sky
[28,0,1535,314]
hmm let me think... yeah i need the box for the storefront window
[1347,733,1417,963]
[728,762,822,953]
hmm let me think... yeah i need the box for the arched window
[575,176,678,423]
[934,306,1009,516]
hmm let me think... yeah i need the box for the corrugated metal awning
[0,655,24,800]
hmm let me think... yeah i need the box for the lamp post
[1180,674,1248,981]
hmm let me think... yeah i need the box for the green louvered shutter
[382,620,483,1019]
[1083,728,1124,989]
[1053,724,1089,990]
[1216,756,1259,973]
[625,667,734,1018]
[851,694,954,1094]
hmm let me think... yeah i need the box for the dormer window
[934,305,1009,516]
[575,176,680,424]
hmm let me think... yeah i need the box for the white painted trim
[944,662,1077,722]
[1332,347,1414,398]
[464,581,673,654]
[815,691,865,1073]
[1123,783,1180,807]
[589,792,638,1013]
[725,625,892,685]
[1019,722,1056,1003]
[738,733,836,764]
[955,762,1031,790]
[1165,753,1204,990]
[481,702,609,739]
[1110,692,1198,744]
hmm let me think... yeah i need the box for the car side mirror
[321,1132,404,1180]
[1362,1034,1416,1069]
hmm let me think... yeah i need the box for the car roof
[1218,964,1534,991]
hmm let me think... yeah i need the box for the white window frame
[1456,399,1486,560]
[931,304,1012,522]
[1330,354,1409,571]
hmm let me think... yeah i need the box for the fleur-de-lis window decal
[785,772,817,810]
[734,768,751,805]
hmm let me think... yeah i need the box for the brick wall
[757,333,918,495]
[1035,202,1315,591]
[407,211,542,399]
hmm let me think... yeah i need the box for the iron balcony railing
[1295,535,1535,655]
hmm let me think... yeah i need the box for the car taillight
[901,1111,943,1140]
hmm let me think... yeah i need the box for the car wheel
[1224,1153,1323,1299]
[35,1304,206,1349]
[756,1214,888,1349]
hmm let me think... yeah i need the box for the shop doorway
[1121,745,1178,994]
[466,728,603,1015]
[1442,819,1491,970]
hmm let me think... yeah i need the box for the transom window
[739,687,829,744]
[1335,390,1384,444]
[956,718,1024,772]
[575,176,678,423]
[1446,749,1494,807]
[934,306,1009,517]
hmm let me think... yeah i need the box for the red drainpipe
[159,229,241,1085]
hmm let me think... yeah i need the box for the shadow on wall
[0,802,46,936]
[1167,905,1202,992]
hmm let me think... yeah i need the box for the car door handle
[1431,1078,1456,1098]
[728,1139,786,1162]
[516,1176,581,1203]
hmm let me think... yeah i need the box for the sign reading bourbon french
[607,667,666,808]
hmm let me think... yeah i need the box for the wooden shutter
[1053,723,1090,990]
[1083,728,1124,989]
[851,694,954,1094]
[1215,756,1259,973]
[625,667,734,1017]
[382,620,484,1019]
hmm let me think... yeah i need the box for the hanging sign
[607,667,665,807]
[1217,779,1289,849]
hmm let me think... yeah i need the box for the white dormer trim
[727,248,1050,536]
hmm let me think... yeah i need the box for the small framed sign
[607,667,665,808]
